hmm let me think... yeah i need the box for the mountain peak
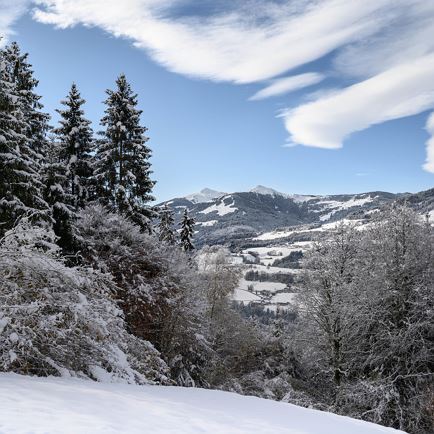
[185,188,226,204]
[250,185,285,197]
[249,185,318,204]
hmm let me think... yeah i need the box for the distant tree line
[245,270,294,284]
[272,250,303,268]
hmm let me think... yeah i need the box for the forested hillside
[160,186,434,246]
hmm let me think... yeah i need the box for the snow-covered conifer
[95,74,155,231]
[158,204,176,244]
[2,42,50,155]
[53,83,94,209]
[0,44,49,236]
[179,208,195,252]
[42,137,75,253]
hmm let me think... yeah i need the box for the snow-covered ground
[235,278,287,295]
[232,245,304,309]
[0,374,406,434]
[248,263,302,274]
[200,197,238,216]
[241,245,311,266]
[254,219,368,241]
[271,292,297,304]
[196,219,218,227]
[232,287,262,302]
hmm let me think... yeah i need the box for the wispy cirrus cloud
[2,1,434,172]
[284,54,434,149]
[32,0,395,83]
[0,0,31,44]
[424,113,434,173]
[249,73,324,101]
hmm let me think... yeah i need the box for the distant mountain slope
[0,374,406,434]
[159,185,434,245]
[184,188,226,204]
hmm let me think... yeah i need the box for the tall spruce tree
[0,42,50,236]
[180,208,195,252]
[42,137,75,254]
[158,205,176,244]
[95,74,155,231]
[53,83,94,209]
[2,42,50,156]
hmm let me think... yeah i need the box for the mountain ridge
[159,186,433,246]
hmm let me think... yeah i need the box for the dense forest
[0,42,432,433]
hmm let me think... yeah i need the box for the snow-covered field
[241,244,311,266]
[0,374,406,434]
[232,287,262,302]
[249,263,302,274]
[236,278,287,294]
[232,245,304,309]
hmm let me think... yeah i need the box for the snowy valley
[162,185,434,315]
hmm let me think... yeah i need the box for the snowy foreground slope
[0,374,406,434]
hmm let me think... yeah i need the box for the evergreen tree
[42,137,75,254]
[0,43,49,236]
[158,205,176,244]
[95,74,155,231]
[2,42,50,156]
[179,208,195,252]
[53,83,94,209]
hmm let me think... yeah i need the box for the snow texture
[200,197,238,216]
[0,373,406,434]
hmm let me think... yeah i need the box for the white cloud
[424,113,434,173]
[0,0,31,44]
[2,1,434,173]
[249,72,324,101]
[334,1,434,79]
[284,54,434,150]
[32,0,395,84]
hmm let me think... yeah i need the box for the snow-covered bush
[74,205,174,341]
[157,246,213,387]
[74,205,212,386]
[0,220,168,384]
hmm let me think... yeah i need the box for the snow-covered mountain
[184,188,226,204]
[250,185,317,203]
[160,185,434,246]
[0,374,406,434]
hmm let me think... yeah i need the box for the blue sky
[2,1,434,201]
